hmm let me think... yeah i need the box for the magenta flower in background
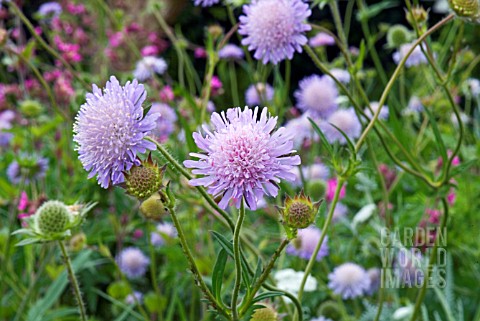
[309,32,335,47]
[159,85,175,103]
[150,102,177,142]
[245,83,274,106]
[133,56,167,81]
[239,0,311,64]
[141,45,160,57]
[326,178,346,202]
[194,47,207,59]
[322,108,362,144]
[184,106,300,210]
[295,75,338,119]
[192,0,220,7]
[218,44,244,60]
[18,191,29,211]
[210,76,223,96]
[286,226,329,261]
[73,76,159,188]
[328,262,371,299]
[116,247,150,279]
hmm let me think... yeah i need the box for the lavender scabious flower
[291,163,329,187]
[245,83,274,106]
[116,247,150,279]
[218,44,244,60]
[133,56,167,81]
[125,291,143,304]
[184,106,301,210]
[151,222,177,246]
[73,76,159,188]
[311,317,333,321]
[331,202,348,222]
[38,2,62,18]
[7,156,49,185]
[364,101,389,120]
[284,114,316,148]
[321,108,362,144]
[392,42,428,67]
[286,226,329,261]
[150,103,177,143]
[295,75,338,119]
[328,262,371,299]
[395,249,424,286]
[239,0,311,64]
[309,32,335,47]
[193,0,220,7]
[404,96,424,115]
[366,268,381,295]
[330,68,350,84]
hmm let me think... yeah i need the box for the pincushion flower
[295,75,338,119]
[151,222,177,246]
[328,262,371,299]
[38,2,62,18]
[184,106,300,210]
[309,32,335,47]
[133,56,167,81]
[116,247,150,279]
[392,42,428,67]
[218,44,245,60]
[239,0,311,64]
[321,108,362,144]
[7,156,49,185]
[193,0,220,7]
[245,83,274,106]
[150,102,177,143]
[286,226,329,261]
[73,76,159,188]
[364,101,389,120]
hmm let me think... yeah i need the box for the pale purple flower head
[125,291,143,304]
[395,249,424,286]
[219,44,244,60]
[392,42,428,68]
[73,76,159,188]
[284,114,316,148]
[150,103,177,143]
[184,106,301,210]
[309,32,335,47]
[133,56,167,81]
[321,108,362,144]
[331,202,348,222]
[366,268,381,295]
[364,102,389,120]
[405,96,424,115]
[311,317,333,321]
[0,110,15,129]
[328,262,371,299]
[7,156,49,185]
[287,226,329,261]
[38,2,62,18]
[295,75,338,119]
[116,247,150,279]
[239,0,311,64]
[193,0,220,7]
[291,163,329,187]
[245,83,274,106]
[151,222,177,246]
[330,68,350,84]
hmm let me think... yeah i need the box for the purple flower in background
[286,226,329,261]
[392,42,428,67]
[328,262,371,299]
[151,222,177,246]
[364,102,389,120]
[395,249,424,286]
[309,32,335,47]
[331,202,348,222]
[239,0,311,64]
[116,247,150,279]
[150,103,177,143]
[7,156,49,185]
[184,107,300,210]
[284,114,315,148]
[192,0,220,7]
[133,56,167,81]
[73,76,159,188]
[219,44,244,60]
[125,291,143,304]
[311,317,333,321]
[366,268,381,295]
[0,110,14,147]
[404,96,424,115]
[291,163,330,187]
[245,83,274,106]
[38,2,62,18]
[321,108,362,144]
[330,68,350,84]
[295,75,338,119]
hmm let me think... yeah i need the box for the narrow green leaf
[328,122,356,153]
[211,231,234,257]
[251,291,285,303]
[308,117,333,157]
[212,249,228,301]
[424,107,447,165]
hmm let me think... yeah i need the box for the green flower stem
[238,238,290,316]
[8,2,90,89]
[165,197,230,319]
[58,241,88,321]
[200,51,218,124]
[147,227,163,321]
[408,198,449,321]
[229,61,240,106]
[231,200,246,321]
[354,13,455,153]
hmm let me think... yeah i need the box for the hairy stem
[231,200,246,321]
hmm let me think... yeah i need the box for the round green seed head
[19,100,44,118]
[250,305,278,321]
[387,25,411,48]
[36,200,71,234]
[139,192,169,221]
[125,165,163,199]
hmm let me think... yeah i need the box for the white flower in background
[274,269,318,299]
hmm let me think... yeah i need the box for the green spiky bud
[19,100,43,118]
[250,304,278,321]
[35,200,71,234]
[449,0,480,22]
[406,6,429,26]
[124,156,166,200]
[386,25,412,48]
[306,180,327,201]
[139,192,169,221]
[278,191,322,239]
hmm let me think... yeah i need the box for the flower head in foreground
[73,76,159,188]
[245,83,274,106]
[218,44,245,60]
[239,0,311,64]
[286,226,329,261]
[321,108,362,144]
[192,0,220,7]
[392,42,428,68]
[133,56,167,81]
[295,75,338,119]
[116,247,150,279]
[328,262,371,299]
[184,106,301,210]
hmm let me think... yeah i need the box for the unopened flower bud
[250,304,278,321]
[279,191,321,238]
[35,200,71,234]
[449,0,480,22]
[139,192,169,221]
[406,6,429,26]
[207,25,224,39]
[386,25,412,48]
[69,232,87,251]
[124,156,166,200]
[19,100,43,118]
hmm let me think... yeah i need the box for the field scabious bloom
[116,247,150,279]
[328,262,371,299]
[245,83,274,106]
[184,106,300,210]
[239,0,311,64]
[73,76,159,188]
[295,75,338,119]
[151,222,177,246]
[7,156,49,185]
[218,44,244,60]
[133,56,167,81]
[192,0,220,7]
[392,42,428,67]
[286,226,329,261]
[150,103,177,143]
[322,108,362,144]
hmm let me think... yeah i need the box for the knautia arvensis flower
[184,106,301,210]
[73,76,159,188]
[328,262,371,299]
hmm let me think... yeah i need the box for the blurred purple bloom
[38,2,62,18]
[295,75,338,119]
[245,83,274,106]
[73,76,159,188]
[364,101,389,120]
[321,108,362,144]
[125,291,143,304]
[7,156,49,185]
[311,317,333,321]
[133,56,167,81]
[286,226,329,261]
[405,96,424,115]
[116,247,150,279]
[239,0,311,64]
[366,268,381,295]
[184,106,300,210]
[330,68,350,84]
[328,262,371,299]
[150,103,177,143]
[192,0,220,7]
[331,202,348,222]
[151,222,177,246]
[284,114,315,148]
[392,42,428,67]
[291,163,329,187]
[395,249,424,286]
[0,110,14,129]
[309,32,335,47]
[218,44,244,60]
